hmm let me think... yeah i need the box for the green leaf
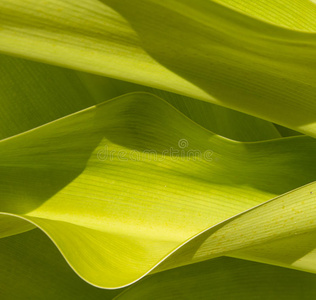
[1,93,315,288]
[211,0,316,32]
[117,257,316,300]
[156,182,316,275]
[274,124,303,138]
[0,52,280,143]
[1,0,316,136]
[79,73,281,142]
[0,54,98,139]
[0,229,123,299]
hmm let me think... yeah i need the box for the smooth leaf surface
[5,229,316,300]
[0,54,99,139]
[0,52,280,143]
[155,182,316,274]
[0,93,315,288]
[1,0,316,297]
[0,229,123,299]
[1,0,316,136]
[79,73,281,142]
[117,257,316,300]
[211,0,316,32]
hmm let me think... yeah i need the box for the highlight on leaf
[0,0,315,298]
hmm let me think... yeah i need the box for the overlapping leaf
[1,0,316,298]
[1,92,315,288]
[1,0,316,136]
[3,229,316,299]
[0,229,123,299]
[78,73,281,142]
[117,257,316,300]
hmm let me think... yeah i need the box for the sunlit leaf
[1,93,315,288]
[1,0,316,136]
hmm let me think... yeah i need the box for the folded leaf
[0,53,280,143]
[1,93,315,288]
[0,229,123,299]
[156,182,316,275]
[1,0,316,136]
[117,257,316,300]
[79,73,281,141]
